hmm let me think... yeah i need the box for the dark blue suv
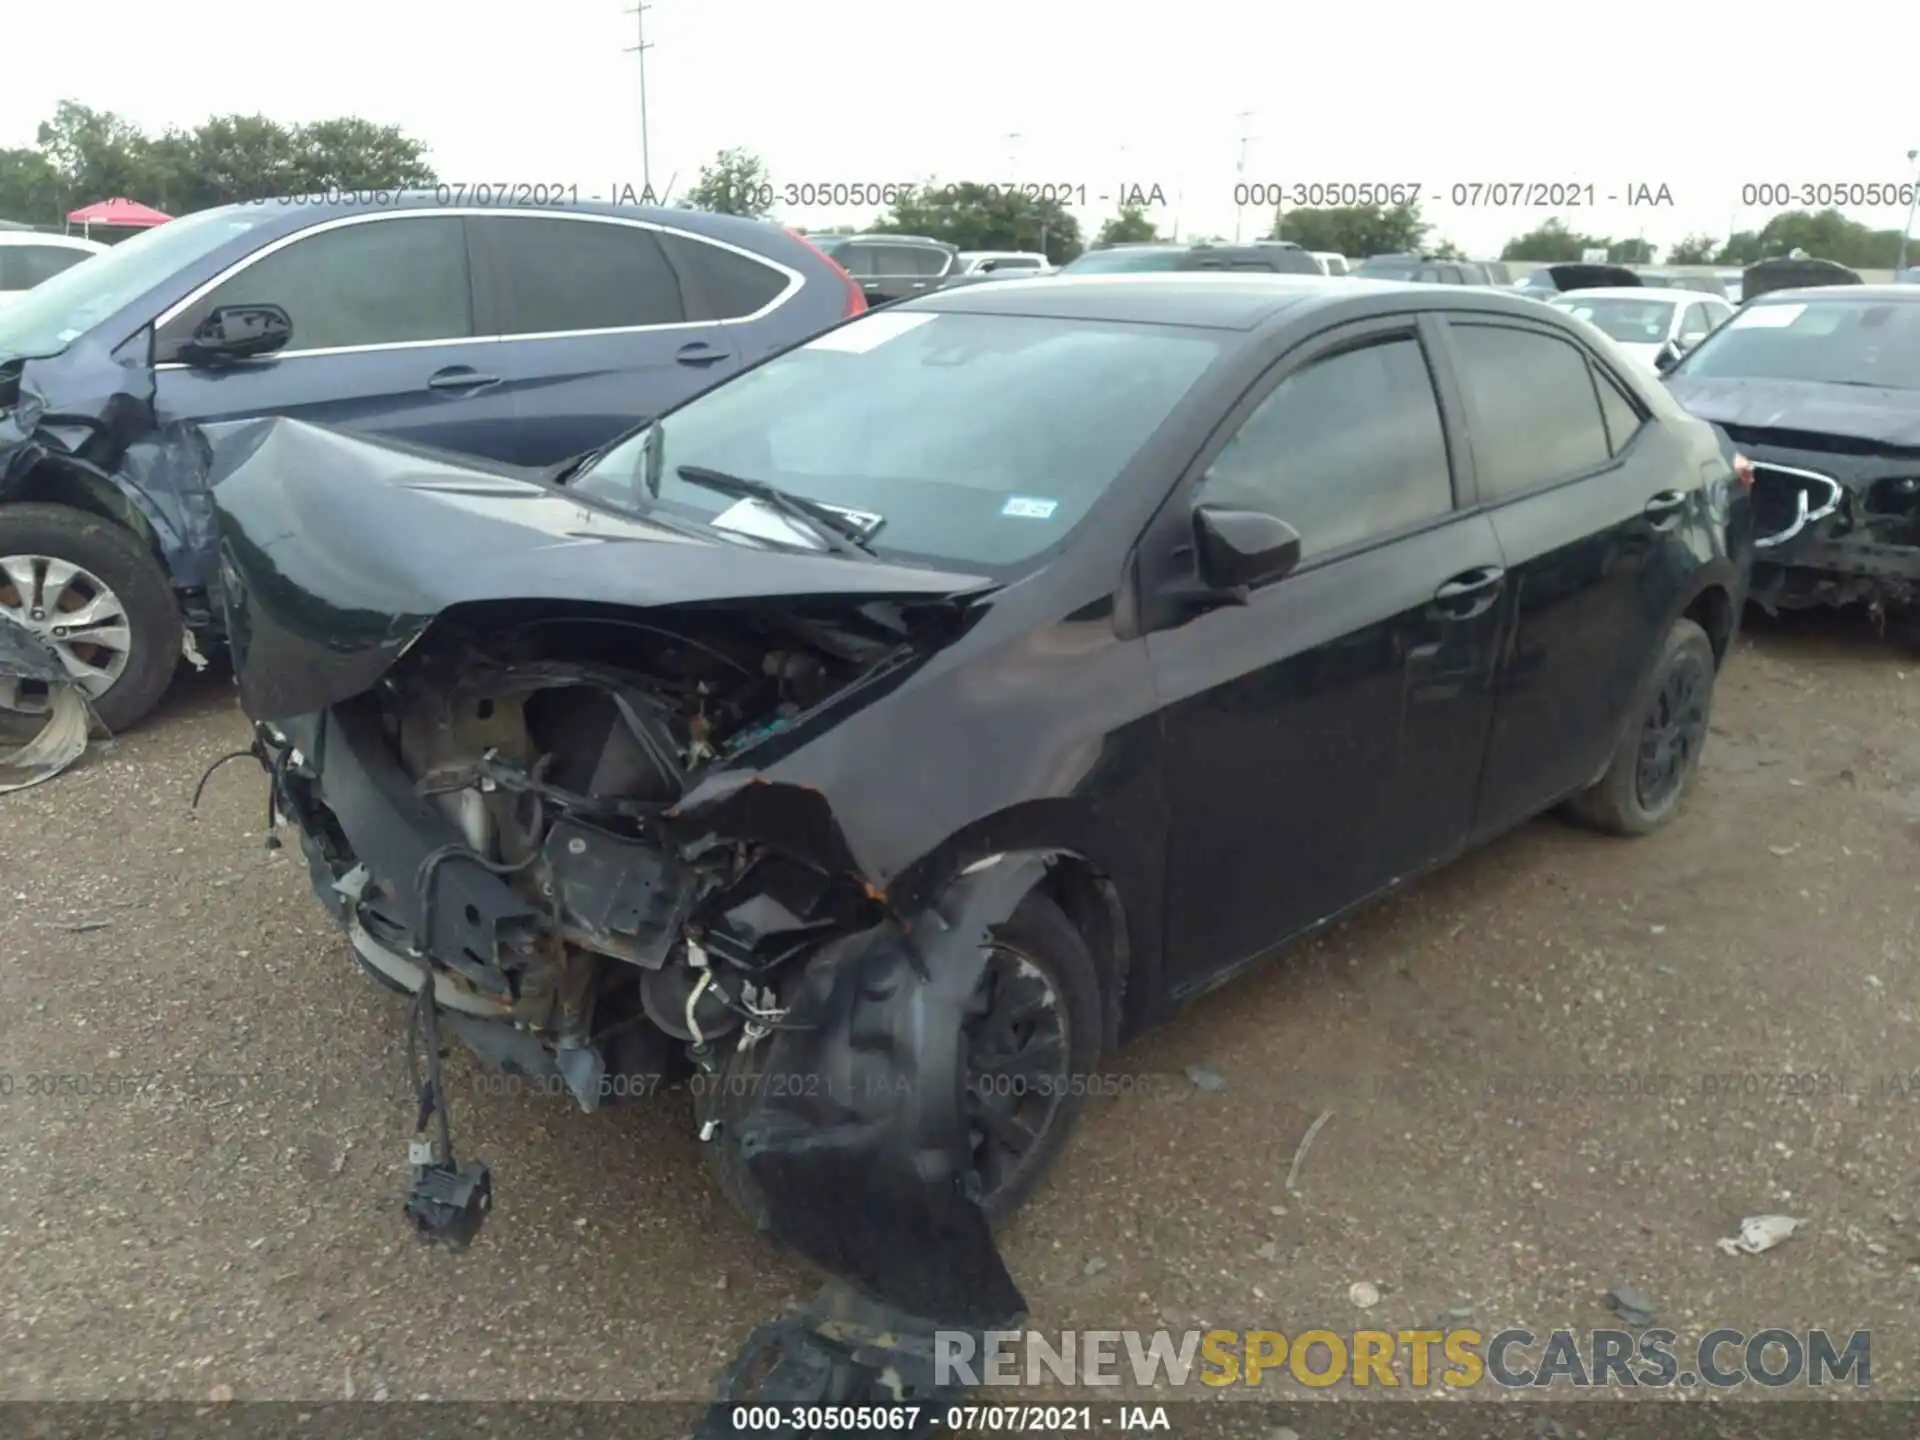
[0,194,864,729]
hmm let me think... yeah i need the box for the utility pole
[624,3,654,196]
[1006,132,1023,183]
[1234,111,1255,243]
[1901,149,1920,275]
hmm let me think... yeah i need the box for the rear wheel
[1564,618,1716,836]
[0,503,182,733]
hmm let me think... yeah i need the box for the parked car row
[21,189,1915,1427]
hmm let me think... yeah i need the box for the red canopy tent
[66,198,171,236]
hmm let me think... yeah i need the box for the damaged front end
[266,602,910,1114]
[1741,442,1920,623]
[0,342,221,605]
[1667,378,1920,634]
[215,417,1034,1425]
[258,604,1030,1423]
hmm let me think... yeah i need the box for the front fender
[732,853,1050,1329]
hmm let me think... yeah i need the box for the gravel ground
[2,609,1916,1407]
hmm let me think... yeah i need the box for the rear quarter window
[662,234,790,320]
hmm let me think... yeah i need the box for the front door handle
[427,366,499,392]
[1643,489,1688,529]
[675,342,728,368]
[1430,565,1506,620]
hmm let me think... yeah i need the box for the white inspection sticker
[710,497,826,549]
[805,311,936,353]
[1728,303,1806,329]
[1002,496,1059,519]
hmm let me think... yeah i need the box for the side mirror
[1653,340,1684,373]
[181,303,293,364]
[1193,504,1303,592]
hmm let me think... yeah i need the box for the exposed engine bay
[279,600,942,1111]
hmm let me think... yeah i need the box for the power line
[623,3,654,195]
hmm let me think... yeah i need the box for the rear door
[466,212,739,466]
[1437,315,1689,838]
[151,213,521,458]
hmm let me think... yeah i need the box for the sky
[8,0,1919,259]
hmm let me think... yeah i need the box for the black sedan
[206,273,1754,1420]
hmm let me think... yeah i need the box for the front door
[152,213,524,461]
[1144,317,1507,989]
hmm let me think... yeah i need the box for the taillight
[788,229,867,317]
[1732,452,1755,490]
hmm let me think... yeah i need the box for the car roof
[903,271,1566,332]
[193,193,814,250]
[1745,284,1920,305]
[0,232,106,250]
[1547,287,1685,303]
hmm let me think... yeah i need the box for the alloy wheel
[1635,651,1709,811]
[0,554,133,715]
[961,944,1070,1205]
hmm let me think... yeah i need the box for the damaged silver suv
[210,274,1752,1423]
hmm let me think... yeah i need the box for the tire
[700,889,1105,1232]
[970,890,1104,1223]
[1564,618,1716,836]
[0,502,183,733]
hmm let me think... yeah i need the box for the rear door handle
[675,342,728,368]
[1643,489,1688,529]
[1431,565,1506,620]
[427,366,499,392]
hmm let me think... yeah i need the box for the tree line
[3,115,1906,273]
[0,101,436,223]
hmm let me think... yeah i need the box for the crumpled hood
[208,416,993,720]
[1664,376,1920,450]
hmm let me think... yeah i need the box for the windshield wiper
[541,452,592,486]
[642,421,665,499]
[675,464,878,557]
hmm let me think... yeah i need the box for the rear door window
[659,233,790,319]
[164,215,473,354]
[480,215,686,333]
[1446,322,1613,499]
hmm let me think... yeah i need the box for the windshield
[1355,258,1418,280]
[1673,298,1920,389]
[570,310,1223,569]
[0,206,276,361]
[1060,248,1186,274]
[1552,297,1676,345]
